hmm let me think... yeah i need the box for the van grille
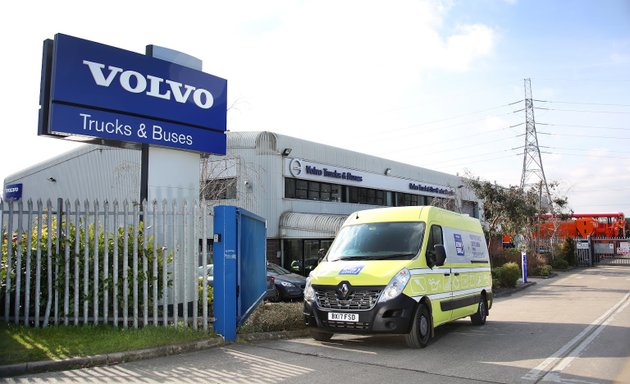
[315,289,382,310]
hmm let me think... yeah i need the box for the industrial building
[3,131,481,276]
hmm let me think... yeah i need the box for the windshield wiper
[331,255,377,261]
[377,253,416,259]
[332,253,415,261]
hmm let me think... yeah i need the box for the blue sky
[1,0,629,214]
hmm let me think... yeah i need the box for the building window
[202,178,236,200]
[296,179,308,199]
[347,186,388,206]
[308,181,320,200]
[285,177,445,209]
[396,192,424,207]
[285,178,296,198]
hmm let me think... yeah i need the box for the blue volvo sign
[4,183,23,201]
[39,34,227,154]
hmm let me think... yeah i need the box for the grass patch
[1,302,306,366]
[0,322,217,366]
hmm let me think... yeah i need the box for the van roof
[343,206,483,233]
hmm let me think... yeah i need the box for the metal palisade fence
[0,198,214,330]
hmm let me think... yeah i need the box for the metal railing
[1,198,213,329]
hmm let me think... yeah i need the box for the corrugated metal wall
[4,145,141,207]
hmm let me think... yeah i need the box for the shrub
[551,257,569,270]
[2,218,172,318]
[198,280,214,316]
[538,264,552,277]
[498,262,521,288]
[240,302,305,333]
[492,248,548,278]
[491,267,504,288]
[559,238,577,266]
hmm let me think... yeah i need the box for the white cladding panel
[3,145,141,206]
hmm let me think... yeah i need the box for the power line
[546,123,630,132]
[545,132,630,140]
[537,100,630,108]
[537,107,630,114]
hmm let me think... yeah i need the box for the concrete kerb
[0,329,312,378]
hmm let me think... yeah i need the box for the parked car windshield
[267,263,291,276]
[327,222,425,261]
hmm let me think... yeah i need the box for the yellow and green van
[303,206,492,348]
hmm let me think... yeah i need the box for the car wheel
[405,303,431,348]
[310,328,333,342]
[470,295,487,325]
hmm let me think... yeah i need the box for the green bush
[2,218,172,319]
[498,262,521,288]
[559,238,577,266]
[551,257,569,270]
[198,279,214,316]
[491,267,504,288]
[240,302,305,333]
[538,264,552,277]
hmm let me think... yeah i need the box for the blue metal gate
[213,205,267,342]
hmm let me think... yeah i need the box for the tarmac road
[3,265,630,384]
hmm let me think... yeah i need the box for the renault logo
[337,282,351,300]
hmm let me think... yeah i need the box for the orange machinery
[534,212,627,239]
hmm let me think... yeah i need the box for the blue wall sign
[4,183,23,201]
[39,34,227,154]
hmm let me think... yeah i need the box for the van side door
[426,224,452,325]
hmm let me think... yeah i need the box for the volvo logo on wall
[38,33,227,155]
[4,183,23,201]
[289,158,303,177]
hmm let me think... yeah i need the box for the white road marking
[521,291,630,382]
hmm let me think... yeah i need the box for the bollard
[521,251,528,283]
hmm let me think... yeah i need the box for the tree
[464,176,538,251]
[464,173,570,254]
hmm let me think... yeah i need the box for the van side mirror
[434,244,446,266]
[426,244,447,268]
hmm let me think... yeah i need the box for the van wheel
[405,303,431,348]
[470,296,487,325]
[310,329,333,341]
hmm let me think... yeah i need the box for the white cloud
[440,24,496,71]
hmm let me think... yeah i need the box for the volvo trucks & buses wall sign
[38,33,227,155]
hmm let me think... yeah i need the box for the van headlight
[378,268,410,303]
[304,277,316,302]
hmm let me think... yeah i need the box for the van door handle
[454,273,460,276]
[443,273,450,277]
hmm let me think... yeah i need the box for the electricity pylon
[519,78,552,207]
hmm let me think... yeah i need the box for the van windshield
[327,222,426,262]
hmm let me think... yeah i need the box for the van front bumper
[303,294,417,334]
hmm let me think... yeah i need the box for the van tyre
[405,303,431,348]
[310,329,333,342]
[470,296,487,325]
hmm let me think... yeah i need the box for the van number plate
[328,312,359,322]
